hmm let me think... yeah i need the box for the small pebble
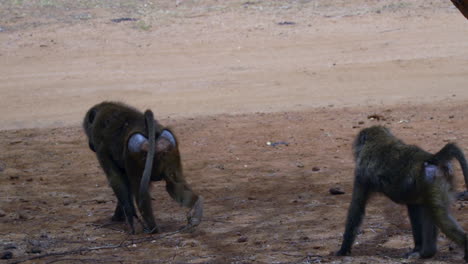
[237,236,248,243]
[29,248,41,254]
[329,187,345,195]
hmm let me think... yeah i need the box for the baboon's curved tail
[139,110,156,207]
[430,143,468,190]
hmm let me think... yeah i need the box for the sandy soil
[0,0,468,263]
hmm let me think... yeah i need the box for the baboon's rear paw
[144,225,160,234]
[405,251,421,259]
[187,196,203,227]
[111,214,125,222]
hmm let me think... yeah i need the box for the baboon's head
[83,107,98,152]
[353,126,393,159]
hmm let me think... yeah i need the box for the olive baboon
[83,102,203,234]
[337,126,468,262]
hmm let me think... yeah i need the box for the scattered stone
[358,121,365,125]
[95,199,107,204]
[277,21,296,25]
[14,212,28,220]
[3,244,16,250]
[111,18,138,23]
[243,1,256,7]
[28,248,41,254]
[449,115,455,119]
[10,175,19,180]
[0,209,6,217]
[329,187,345,195]
[367,114,385,121]
[237,236,248,243]
[296,162,304,168]
[456,191,468,201]
[267,141,289,147]
[312,167,320,172]
[214,164,225,170]
[1,251,12,259]
[73,13,92,20]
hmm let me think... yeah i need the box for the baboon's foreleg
[98,153,137,234]
[337,179,370,256]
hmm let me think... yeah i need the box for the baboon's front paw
[187,196,203,227]
[335,249,350,256]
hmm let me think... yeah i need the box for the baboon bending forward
[83,102,203,234]
[337,126,468,262]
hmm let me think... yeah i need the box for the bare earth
[0,1,468,263]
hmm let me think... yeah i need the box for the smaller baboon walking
[337,126,468,262]
[83,102,203,234]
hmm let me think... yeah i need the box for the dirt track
[0,1,468,263]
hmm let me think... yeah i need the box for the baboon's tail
[430,143,468,190]
[139,110,156,207]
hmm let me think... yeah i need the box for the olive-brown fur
[337,126,468,262]
[83,102,203,234]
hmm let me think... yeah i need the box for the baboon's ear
[128,133,149,153]
[357,131,367,146]
[88,108,97,124]
[156,130,176,153]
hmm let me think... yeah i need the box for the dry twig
[9,228,188,264]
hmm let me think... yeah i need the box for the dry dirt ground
[0,1,468,264]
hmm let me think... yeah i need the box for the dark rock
[329,187,345,195]
[28,248,41,254]
[3,244,16,250]
[277,21,296,26]
[456,191,468,201]
[111,18,138,23]
[237,236,248,243]
[1,251,12,259]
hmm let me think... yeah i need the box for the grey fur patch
[161,130,176,146]
[128,133,148,152]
